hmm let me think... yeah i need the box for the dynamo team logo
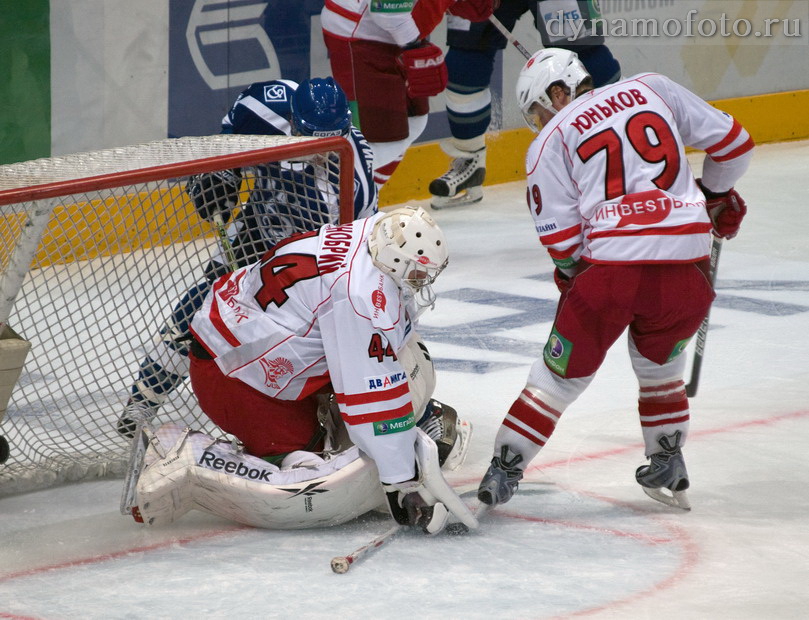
[264,84,287,102]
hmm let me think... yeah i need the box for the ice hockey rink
[1,139,808,619]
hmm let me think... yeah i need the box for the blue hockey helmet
[290,77,352,137]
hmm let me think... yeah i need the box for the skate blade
[430,186,484,210]
[642,486,692,511]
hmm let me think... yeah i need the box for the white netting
[0,135,352,496]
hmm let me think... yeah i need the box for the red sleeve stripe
[324,0,361,22]
[710,136,755,162]
[540,224,582,245]
[706,119,743,154]
[209,271,247,348]
[547,244,579,260]
[335,381,409,406]
[588,222,712,239]
[340,401,413,425]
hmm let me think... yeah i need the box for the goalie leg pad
[136,424,385,529]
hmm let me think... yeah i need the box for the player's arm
[527,134,584,288]
[640,74,754,192]
[640,74,754,239]
[348,127,379,219]
[321,302,474,533]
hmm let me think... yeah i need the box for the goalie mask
[290,77,352,137]
[516,48,590,130]
[368,206,449,309]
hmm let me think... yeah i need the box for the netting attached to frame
[0,135,353,495]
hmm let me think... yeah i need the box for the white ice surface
[1,140,808,619]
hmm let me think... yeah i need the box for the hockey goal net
[0,135,354,496]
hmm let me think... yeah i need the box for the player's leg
[430,4,524,208]
[478,263,633,505]
[629,262,715,509]
[116,280,210,437]
[117,216,262,438]
[323,34,427,189]
[428,46,494,208]
[188,346,325,458]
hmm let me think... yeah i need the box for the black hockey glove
[186,168,242,222]
[383,479,450,535]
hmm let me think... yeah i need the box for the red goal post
[0,134,354,495]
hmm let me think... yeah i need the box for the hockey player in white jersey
[477,49,754,511]
[117,77,377,438]
[128,207,476,534]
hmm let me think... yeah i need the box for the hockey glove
[382,429,478,535]
[448,0,497,22]
[397,41,448,99]
[384,479,450,535]
[186,168,242,222]
[553,267,573,294]
[697,179,747,240]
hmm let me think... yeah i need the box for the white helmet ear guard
[515,48,590,129]
[368,206,449,308]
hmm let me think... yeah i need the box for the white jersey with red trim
[322,0,421,46]
[526,72,754,267]
[190,214,420,484]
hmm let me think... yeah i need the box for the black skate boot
[636,431,691,510]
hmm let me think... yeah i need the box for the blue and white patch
[365,371,408,390]
[264,84,288,102]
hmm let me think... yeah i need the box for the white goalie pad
[397,332,436,417]
[136,424,386,529]
[414,428,478,530]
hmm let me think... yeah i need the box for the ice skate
[417,399,472,471]
[116,397,160,439]
[636,431,691,510]
[477,445,524,506]
[429,146,486,209]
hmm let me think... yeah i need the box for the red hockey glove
[697,179,747,240]
[397,41,448,98]
[448,0,497,22]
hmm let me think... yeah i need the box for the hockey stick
[212,213,238,272]
[119,419,151,516]
[330,493,490,574]
[488,14,533,60]
[685,237,723,398]
[330,524,403,574]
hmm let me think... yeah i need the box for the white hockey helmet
[368,206,448,307]
[516,48,590,128]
